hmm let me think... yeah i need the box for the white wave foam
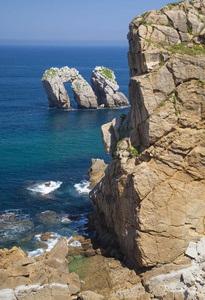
[69,240,82,247]
[74,180,90,194]
[28,233,61,257]
[27,181,62,195]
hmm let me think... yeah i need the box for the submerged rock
[91,66,129,107]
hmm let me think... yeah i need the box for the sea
[0,45,130,256]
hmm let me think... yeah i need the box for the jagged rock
[71,75,98,108]
[91,66,129,107]
[87,159,107,189]
[165,10,187,32]
[90,0,205,269]
[42,67,97,109]
[0,238,72,299]
[42,67,74,109]
[42,66,128,109]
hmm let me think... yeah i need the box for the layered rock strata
[90,0,205,268]
[91,66,130,107]
[42,66,129,109]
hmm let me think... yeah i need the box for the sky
[0,0,170,46]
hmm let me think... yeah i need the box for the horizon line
[0,39,129,47]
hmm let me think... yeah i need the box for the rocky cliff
[90,0,205,268]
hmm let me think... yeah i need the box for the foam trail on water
[27,181,62,195]
[28,233,61,257]
[74,180,90,194]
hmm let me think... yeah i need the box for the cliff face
[90,0,205,268]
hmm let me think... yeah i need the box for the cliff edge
[90,0,205,268]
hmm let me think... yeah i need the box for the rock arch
[42,66,129,109]
[42,67,98,109]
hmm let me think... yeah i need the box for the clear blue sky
[0,0,170,45]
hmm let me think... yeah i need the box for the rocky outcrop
[42,67,98,109]
[91,66,129,107]
[87,158,107,190]
[0,238,74,299]
[90,0,205,269]
[42,66,129,109]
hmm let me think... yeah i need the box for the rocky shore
[1,0,205,299]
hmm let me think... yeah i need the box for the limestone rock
[78,291,104,300]
[87,158,107,189]
[91,66,129,107]
[71,75,98,109]
[42,67,98,109]
[90,0,205,269]
[165,10,187,32]
[0,238,72,299]
[42,67,73,109]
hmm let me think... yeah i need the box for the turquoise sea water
[0,45,130,253]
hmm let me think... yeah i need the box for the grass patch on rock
[170,42,205,55]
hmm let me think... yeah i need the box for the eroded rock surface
[87,158,107,190]
[91,66,129,108]
[90,0,205,269]
[42,66,129,109]
[0,238,74,300]
[42,67,98,109]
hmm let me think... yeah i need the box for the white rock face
[91,66,129,108]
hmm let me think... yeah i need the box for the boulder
[0,238,72,299]
[91,66,129,107]
[87,159,107,189]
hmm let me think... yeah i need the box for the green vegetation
[42,68,58,80]
[187,25,192,35]
[197,79,205,86]
[160,101,165,106]
[159,62,165,67]
[141,12,147,18]
[170,42,205,55]
[99,67,116,84]
[189,1,193,5]
[146,39,154,46]
[167,1,183,9]
[144,23,153,27]
[116,140,122,149]
[121,127,134,139]
[126,146,140,156]
[167,20,174,27]
[139,18,145,25]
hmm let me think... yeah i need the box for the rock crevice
[89,0,205,269]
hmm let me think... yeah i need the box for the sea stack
[91,66,130,107]
[42,66,129,109]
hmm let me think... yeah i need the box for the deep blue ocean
[0,45,130,255]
